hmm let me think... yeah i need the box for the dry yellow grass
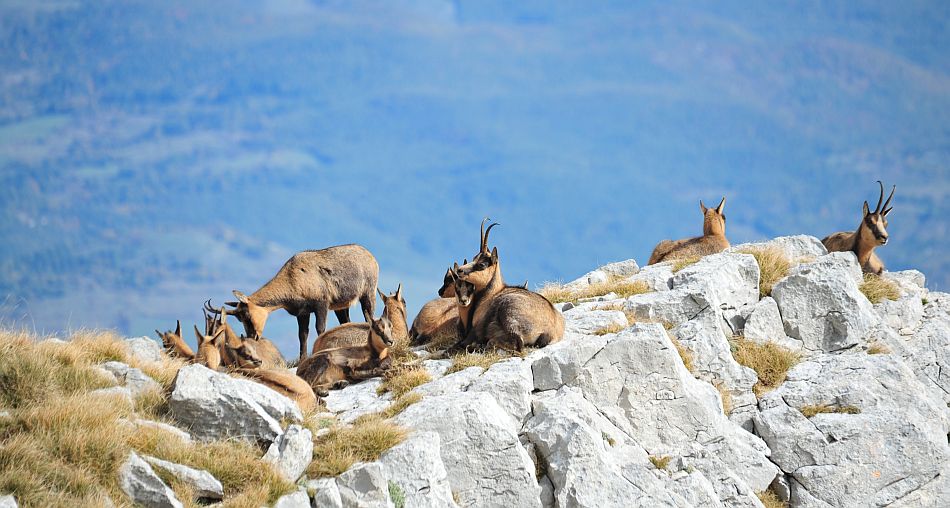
[737,246,791,297]
[446,350,507,375]
[594,323,627,336]
[860,273,902,304]
[377,364,432,397]
[0,329,293,508]
[670,256,702,273]
[668,334,695,373]
[867,341,891,355]
[731,337,801,397]
[756,489,788,508]
[539,277,650,304]
[307,418,407,478]
[648,455,671,470]
[715,383,733,415]
[799,404,861,418]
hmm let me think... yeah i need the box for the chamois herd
[155,181,897,410]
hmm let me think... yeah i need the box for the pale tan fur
[216,313,263,369]
[155,320,195,360]
[233,368,318,412]
[296,317,394,397]
[648,197,730,265]
[823,182,895,275]
[311,285,409,353]
[193,325,224,371]
[226,244,380,359]
[409,297,459,347]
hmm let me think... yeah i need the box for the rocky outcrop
[263,424,314,482]
[143,456,224,501]
[125,336,164,363]
[378,431,456,507]
[118,451,184,508]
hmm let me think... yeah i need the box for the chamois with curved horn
[224,244,379,359]
[155,320,195,360]
[648,197,730,265]
[295,316,395,397]
[822,181,896,275]
[311,284,409,353]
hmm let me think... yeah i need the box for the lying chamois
[206,302,286,369]
[296,316,394,397]
[226,244,379,359]
[823,181,895,275]
[233,368,318,412]
[193,325,224,371]
[155,320,195,360]
[449,266,477,337]
[409,265,470,346]
[648,197,730,265]
[311,285,408,354]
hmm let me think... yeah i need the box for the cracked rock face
[118,451,183,508]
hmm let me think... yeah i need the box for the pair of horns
[479,217,500,253]
[874,180,896,215]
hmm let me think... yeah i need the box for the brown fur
[648,197,730,265]
[296,317,394,397]
[193,325,224,371]
[233,367,318,412]
[226,244,379,359]
[155,320,195,360]
[311,285,409,353]
[409,297,459,346]
[216,313,264,369]
[822,181,895,275]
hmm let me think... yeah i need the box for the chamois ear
[395,283,403,301]
[194,325,204,344]
[175,320,181,337]
[463,258,468,265]
[232,290,249,304]
[700,200,708,214]
[715,197,726,214]
[377,288,386,300]
[863,201,870,216]
[210,328,225,346]
[491,246,498,259]
[155,330,162,339]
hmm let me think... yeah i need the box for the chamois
[648,197,730,265]
[296,316,394,397]
[233,368,318,412]
[449,265,477,336]
[155,320,195,360]
[193,325,224,371]
[226,244,379,359]
[822,181,896,275]
[311,285,408,354]
[206,302,287,369]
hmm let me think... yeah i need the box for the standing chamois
[311,285,408,353]
[155,320,195,360]
[225,244,379,359]
[648,197,730,265]
[295,316,395,397]
[822,181,896,275]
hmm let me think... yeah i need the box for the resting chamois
[823,181,895,275]
[311,285,408,354]
[448,265,477,337]
[296,316,394,397]
[155,320,195,360]
[233,368,318,412]
[193,325,224,371]
[648,197,730,265]
[226,244,379,359]
[206,302,287,369]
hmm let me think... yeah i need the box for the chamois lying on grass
[648,197,730,265]
[233,367,318,412]
[155,320,195,360]
[312,285,409,353]
[225,244,380,359]
[206,302,285,369]
[193,325,225,370]
[295,316,395,397]
[822,181,895,275]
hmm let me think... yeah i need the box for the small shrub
[446,350,507,375]
[799,404,861,418]
[731,337,801,397]
[670,256,701,273]
[867,341,891,355]
[308,419,407,478]
[389,481,406,508]
[667,334,695,373]
[757,488,788,508]
[648,455,671,470]
[737,247,791,297]
[594,323,626,336]
[377,364,431,397]
[859,274,901,304]
[539,277,650,304]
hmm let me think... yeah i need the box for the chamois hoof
[332,380,349,390]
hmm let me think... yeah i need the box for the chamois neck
[250,274,299,309]
[384,307,409,342]
[854,222,877,265]
[480,264,506,299]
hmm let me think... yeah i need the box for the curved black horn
[204,299,223,315]
[480,217,491,252]
[874,180,885,213]
[882,184,896,213]
[483,222,500,251]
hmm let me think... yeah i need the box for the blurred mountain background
[1,0,947,356]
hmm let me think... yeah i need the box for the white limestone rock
[263,424,313,482]
[0,495,17,508]
[143,456,224,500]
[336,462,392,508]
[118,451,183,508]
[626,262,674,292]
[125,336,164,363]
[378,431,457,508]
[465,358,534,424]
[414,366,483,397]
[728,235,827,262]
[562,308,629,335]
[740,297,803,351]
[273,490,311,508]
[322,378,393,423]
[101,361,161,396]
[306,478,343,508]
[563,259,640,290]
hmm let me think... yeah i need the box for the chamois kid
[233,368,318,412]
[155,320,195,360]
[206,302,288,368]
[648,197,729,265]
[193,325,224,371]
[226,244,379,359]
[822,181,896,275]
[311,285,408,353]
[296,316,394,397]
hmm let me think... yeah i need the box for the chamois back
[648,197,729,265]
[234,367,318,412]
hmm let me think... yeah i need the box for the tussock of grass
[670,256,702,273]
[446,350,507,375]
[377,364,431,397]
[799,404,861,418]
[539,277,650,304]
[737,247,791,297]
[380,392,423,419]
[667,334,695,373]
[757,488,788,508]
[307,418,407,478]
[860,273,901,304]
[648,455,671,470]
[594,323,627,336]
[715,383,733,415]
[867,341,891,355]
[731,337,801,397]
[389,481,406,508]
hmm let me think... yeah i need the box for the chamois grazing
[233,368,318,412]
[822,181,896,275]
[311,285,408,353]
[225,244,379,359]
[155,320,195,360]
[453,220,564,352]
[296,316,394,397]
[193,325,224,371]
[648,197,730,265]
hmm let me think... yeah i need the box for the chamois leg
[334,309,350,325]
[314,302,329,336]
[359,291,375,323]
[296,313,310,360]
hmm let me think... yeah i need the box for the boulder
[563,259,640,290]
[263,424,314,482]
[323,378,393,423]
[531,333,610,391]
[882,314,950,406]
[118,451,183,508]
[90,386,134,405]
[378,431,457,507]
[562,308,628,335]
[740,297,803,351]
[883,269,927,296]
[336,462,392,508]
[414,367,483,397]
[626,263,674,292]
[670,252,761,320]
[167,364,287,443]
[465,358,534,424]
[230,376,304,422]
[875,294,924,334]
[728,235,827,261]
[756,353,950,507]
[143,456,224,500]
[624,289,713,328]
[393,392,541,507]
[101,361,161,396]
[0,496,16,508]
[307,478,343,508]
[125,337,164,363]
[273,490,311,508]
[772,252,879,353]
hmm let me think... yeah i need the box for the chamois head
[227,290,269,340]
[378,284,407,329]
[450,265,476,308]
[700,197,727,237]
[437,259,466,298]
[457,218,500,287]
[194,325,224,370]
[369,316,395,355]
[155,320,194,359]
[860,181,895,246]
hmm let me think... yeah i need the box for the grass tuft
[859,273,901,304]
[668,333,694,373]
[389,481,405,508]
[594,323,627,336]
[670,256,702,273]
[539,277,650,304]
[307,418,407,478]
[446,350,507,375]
[757,488,788,508]
[648,455,671,471]
[731,337,801,397]
[601,432,616,447]
[715,383,733,415]
[867,341,891,355]
[799,404,861,418]
[377,364,431,398]
[737,247,791,297]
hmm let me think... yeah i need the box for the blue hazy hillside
[1,0,947,356]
